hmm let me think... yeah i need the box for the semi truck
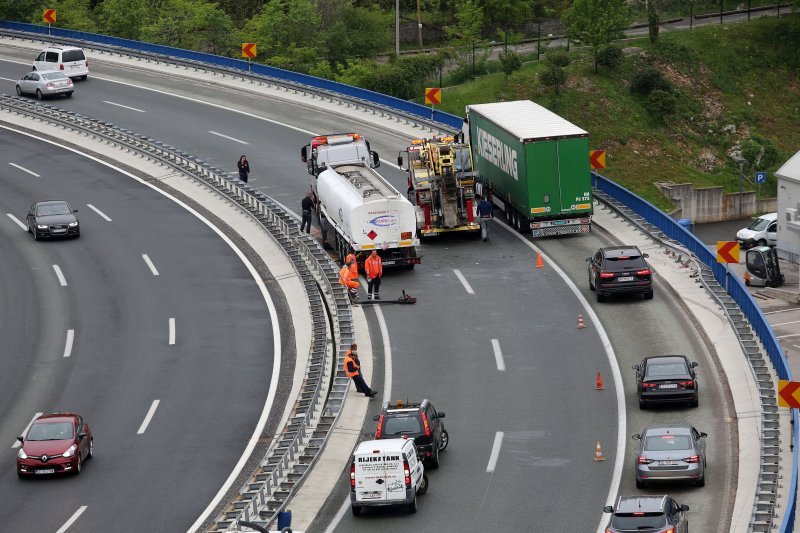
[397,136,481,238]
[300,133,420,269]
[464,100,593,237]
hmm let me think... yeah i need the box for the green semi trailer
[465,100,593,237]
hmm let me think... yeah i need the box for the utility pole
[395,0,400,55]
[416,0,423,47]
[738,162,744,218]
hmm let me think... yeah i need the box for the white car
[736,212,777,248]
[16,71,73,99]
[33,46,89,80]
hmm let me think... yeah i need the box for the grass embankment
[433,16,800,212]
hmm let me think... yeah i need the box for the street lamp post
[738,162,744,218]
[719,0,723,25]
[395,0,400,55]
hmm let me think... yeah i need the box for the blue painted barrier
[0,20,465,131]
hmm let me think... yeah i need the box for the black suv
[604,495,690,532]
[374,399,448,468]
[634,355,699,409]
[587,246,653,302]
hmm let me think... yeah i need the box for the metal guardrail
[0,93,353,532]
[0,21,462,133]
[592,172,798,533]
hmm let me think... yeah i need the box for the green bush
[539,63,567,94]
[630,67,672,96]
[498,50,522,78]
[596,44,623,71]
[546,50,571,68]
[645,89,677,120]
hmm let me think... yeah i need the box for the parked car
[587,245,653,302]
[736,212,777,249]
[17,413,93,477]
[16,71,73,100]
[33,46,89,80]
[26,200,80,240]
[633,355,699,409]
[604,495,689,533]
[374,399,448,468]
[633,424,707,487]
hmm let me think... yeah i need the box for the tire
[33,227,39,241]
[440,429,449,451]
[74,456,82,476]
[429,446,440,469]
[408,496,418,513]
[644,290,654,300]
[757,239,767,246]
[80,75,87,81]
[36,89,43,100]
[87,438,93,459]
[596,290,606,303]
[639,398,646,410]
[417,473,428,495]
[65,92,73,98]
[696,475,705,487]
[351,506,361,516]
[26,221,31,233]
[32,66,36,71]
[589,272,596,291]
[636,478,645,489]
[15,85,22,96]
[691,396,699,408]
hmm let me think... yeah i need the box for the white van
[350,438,427,515]
[33,46,89,80]
[736,212,777,248]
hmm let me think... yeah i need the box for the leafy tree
[323,5,393,65]
[596,44,623,70]
[192,2,236,54]
[546,50,571,67]
[740,136,778,170]
[562,0,631,72]
[445,0,483,43]
[32,0,97,32]
[480,0,533,31]
[96,0,153,40]
[498,49,521,79]
[140,0,234,53]
[630,67,672,96]
[0,0,38,21]
[242,0,322,68]
[539,62,566,93]
[647,0,660,44]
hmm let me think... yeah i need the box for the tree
[32,0,97,32]
[445,0,483,43]
[140,0,234,53]
[562,0,631,72]
[242,0,322,69]
[498,49,521,79]
[647,0,661,44]
[323,5,393,65]
[539,62,567,93]
[96,0,153,40]
[0,0,38,21]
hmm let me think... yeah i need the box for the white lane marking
[86,203,112,221]
[12,412,43,448]
[0,76,17,81]
[103,100,145,113]
[63,330,75,358]
[208,130,249,145]
[491,339,506,372]
[142,254,160,276]
[453,268,475,295]
[6,213,27,231]
[778,333,800,339]
[492,221,626,533]
[486,431,504,472]
[52,265,67,286]
[137,400,160,434]
[55,506,87,533]
[9,162,40,177]
[168,318,176,345]
[766,308,800,315]
[773,320,800,327]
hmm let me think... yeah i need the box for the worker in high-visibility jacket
[344,343,377,397]
[339,259,360,302]
[364,250,383,300]
[345,252,358,276]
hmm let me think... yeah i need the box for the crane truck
[464,100,593,237]
[397,136,481,238]
[300,133,421,269]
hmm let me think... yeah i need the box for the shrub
[498,50,522,79]
[630,67,672,96]
[546,50,571,68]
[596,44,623,71]
[539,63,567,94]
[645,89,677,121]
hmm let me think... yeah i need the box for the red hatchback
[17,413,93,477]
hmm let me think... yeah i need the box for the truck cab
[300,133,380,177]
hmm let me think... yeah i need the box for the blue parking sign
[755,171,766,184]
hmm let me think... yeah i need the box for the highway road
[0,128,277,531]
[0,46,735,532]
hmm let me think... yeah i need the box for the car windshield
[748,217,771,231]
[646,362,687,377]
[27,422,74,441]
[645,434,692,451]
[41,72,67,80]
[62,50,85,62]
[610,513,666,529]
[604,257,645,271]
[383,415,422,436]
[37,203,71,216]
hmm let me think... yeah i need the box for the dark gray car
[633,424,707,488]
[26,201,80,240]
[604,495,690,532]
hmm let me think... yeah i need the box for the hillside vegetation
[435,16,800,211]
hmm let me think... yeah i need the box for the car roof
[642,424,693,436]
[355,438,413,454]
[44,46,83,52]
[644,355,688,365]
[382,399,428,413]
[34,413,79,423]
[600,246,642,258]
[36,200,70,206]
[615,495,667,513]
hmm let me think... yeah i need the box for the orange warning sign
[241,43,257,59]
[43,9,57,23]
[424,88,441,105]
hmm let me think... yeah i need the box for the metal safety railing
[0,94,353,532]
[592,172,797,533]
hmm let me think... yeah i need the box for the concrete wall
[777,177,800,262]
[656,181,777,223]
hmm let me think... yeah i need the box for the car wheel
[696,475,705,487]
[430,446,440,469]
[351,506,361,516]
[88,438,93,459]
[74,456,82,476]
[644,290,654,300]
[636,478,645,489]
[440,429,449,450]
[65,92,73,98]
[417,473,429,495]
[596,290,606,303]
[32,227,39,241]
[589,271,595,291]
[758,239,767,246]
[691,396,699,408]
[81,75,87,81]
[36,89,43,100]
[15,85,22,96]
[408,496,418,514]
[639,397,646,410]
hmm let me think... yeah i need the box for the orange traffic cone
[595,371,605,390]
[536,251,544,269]
[577,314,586,329]
[594,440,606,461]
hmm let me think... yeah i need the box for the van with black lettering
[350,438,427,515]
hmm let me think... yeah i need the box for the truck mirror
[397,155,403,167]
[438,412,445,418]
[300,145,308,163]
[371,151,381,168]
[603,506,613,513]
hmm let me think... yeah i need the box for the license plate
[660,383,678,389]
[36,469,55,474]
[360,491,381,500]
[383,261,395,266]
[617,276,634,282]
[659,461,679,466]
[52,229,66,233]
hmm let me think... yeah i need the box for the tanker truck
[464,100,593,237]
[300,133,421,269]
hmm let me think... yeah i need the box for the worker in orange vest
[344,343,377,397]
[345,252,358,276]
[339,259,360,303]
[364,250,383,300]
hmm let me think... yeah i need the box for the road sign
[755,171,766,184]
[590,150,606,169]
[716,241,740,263]
[424,88,441,105]
[241,43,257,59]
[779,380,800,408]
[43,9,57,23]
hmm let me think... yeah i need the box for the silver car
[633,424,706,487]
[16,71,73,100]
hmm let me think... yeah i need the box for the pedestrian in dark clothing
[344,343,377,398]
[300,192,314,233]
[237,155,250,183]
[476,194,493,241]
